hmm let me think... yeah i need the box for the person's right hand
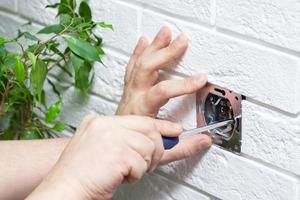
[26,115,185,200]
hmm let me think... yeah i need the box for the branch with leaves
[0,0,113,140]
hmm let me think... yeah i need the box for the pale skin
[0,26,211,200]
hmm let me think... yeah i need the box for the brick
[159,146,300,200]
[156,72,197,130]
[0,12,43,51]
[90,0,139,54]
[131,0,211,25]
[113,173,210,200]
[17,0,57,25]
[58,87,117,127]
[216,0,300,52]
[242,101,300,176]
[44,78,117,127]
[0,13,23,38]
[91,52,128,102]
[0,0,16,12]
[141,10,300,114]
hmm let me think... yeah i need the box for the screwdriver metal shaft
[162,119,234,150]
[181,119,234,137]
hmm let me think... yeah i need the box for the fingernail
[174,34,188,44]
[193,74,207,88]
[202,135,213,149]
[157,27,167,38]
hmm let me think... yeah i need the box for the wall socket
[196,83,243,154]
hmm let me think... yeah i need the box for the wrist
[26,171,86,200]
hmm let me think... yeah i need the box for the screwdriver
[162,119,234,150]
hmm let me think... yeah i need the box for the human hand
[116,26,208,117]
[116,26,212,165]
[27,115,185,200]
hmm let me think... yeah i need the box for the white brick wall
[1,0,300,199]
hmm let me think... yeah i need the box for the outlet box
[196,83,242,154]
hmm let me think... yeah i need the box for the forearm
[0,138,69,200]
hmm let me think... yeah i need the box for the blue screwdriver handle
[162,136,179,150]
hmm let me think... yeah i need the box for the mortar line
[216,27,300,58]
[3,1,300,60]
[2,2,299,117]
[48,74,120,105]
[245,97,299,118]
[112,0,300,59]
[0,7,47,27]
[155,170,222,200]
[160,68,300,117]
[241,153,300,180]
[112,0,213,30]
[103,46,130,61]
[103,44,131,57]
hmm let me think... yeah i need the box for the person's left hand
[116,26,212,164]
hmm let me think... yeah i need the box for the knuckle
[145,140,156,154]
[136,58,149,71]
[183,77,195,92]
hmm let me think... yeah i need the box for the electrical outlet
[196,83,242,154]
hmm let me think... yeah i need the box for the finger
[146,129,164,172]
[145,74,207,109]
[139,34,188,73]
[123,148,148,184]
[125,36,149,84]
[122,130,155,168]
[116,116,180,170]
[159,134,212,165]
[146,26,172,52]
[115,116,183,137]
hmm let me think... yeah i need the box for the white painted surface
[0,0,300,199]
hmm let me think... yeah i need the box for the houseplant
[0,0,113,140]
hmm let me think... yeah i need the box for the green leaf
[71,52,84,72]
[45,99,62,124]
[18,30,39,41]
[0,43,7,57]
[0,37,5,45]
[2,53,17,69]
[75,61,92,93]
[96,46,105,56]
[0,130,14,140]
[59,14,73,26]
[67,37,100,62]
[38,24,64,34]
[94,35,103,46]
[46,3,60,9]
[47,43,64,58]
[14,58,25,82]
[30,59,47,100]
[99,22,114,31]
[51,122,66,131]
[58,0,75,16]
[27,52,36,67]
[19,130,43,140]
[47,78,61,98]
[79,1,92,21]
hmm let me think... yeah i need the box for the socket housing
[196,83,242,154]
